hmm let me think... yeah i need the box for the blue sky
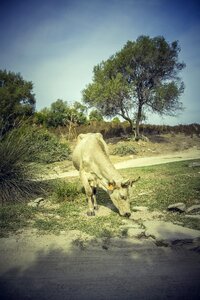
[1,0,200,125]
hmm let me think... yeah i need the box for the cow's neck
[93,151,123,183]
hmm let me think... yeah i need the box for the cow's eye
[120,194,127,200]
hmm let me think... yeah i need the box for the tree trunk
[128,119,135,136]
[135,104,142,141]
[118,112,135,137]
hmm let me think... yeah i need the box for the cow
[72,133,139,217]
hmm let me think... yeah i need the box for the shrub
[25,127,71,163]
[52,180,82,202]
[112,142,137,156]
[0,127,47,203]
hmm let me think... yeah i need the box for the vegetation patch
[111,142,137,156]
[0,160,200,237]
[24,127,71,163]
[0,127,48,204]
[52,179,83,202]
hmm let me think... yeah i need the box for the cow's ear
[107,181,116,191]
[129,176,141,186]
[121,178,130,188]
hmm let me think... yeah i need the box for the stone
[185,214,200,220]
[27,201,38,208]
[188,162,200,168]
[28,197,45,208]
[186,204,200,213]
[126,228,145,238]
[132,206,148,212]
[60,230,66,235]
[167,202,186,212]
[144,220,200,244]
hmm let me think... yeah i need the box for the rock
[60,230,66,235]
[27,202,38,208]
[120,223,140,229]
[185,215,200,220]
[28,197,45,208]
[126,228,145,238]
[34,197,44,203]
[132,206,148,212]
[144,220,200,244]
[167,202,186,212]
[186,204,200,213]
[188,162,200,168]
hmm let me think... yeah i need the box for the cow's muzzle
[123,212,131,218]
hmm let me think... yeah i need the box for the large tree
[82,36,185,139]
[0,70,35,136]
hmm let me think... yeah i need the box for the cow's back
[72,133,108,171]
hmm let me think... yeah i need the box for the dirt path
[0,230,200,300]
[43,148,200,179]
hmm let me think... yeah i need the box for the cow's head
[108,178,138,218]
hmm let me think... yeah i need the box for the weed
[52,180,83,202]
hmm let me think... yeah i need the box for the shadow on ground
[0,237,200,300]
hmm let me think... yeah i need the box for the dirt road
[0,231,200,300]
[44,148,200,179]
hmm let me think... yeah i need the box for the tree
[34,100,87,127]
[89,109,104,121]
[82,36,185,140]
[0,70,36,136]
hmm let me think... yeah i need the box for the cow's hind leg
[80,170,95,216]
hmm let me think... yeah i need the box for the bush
[52,180,82,202]
[0,127,47,203]
[112,142,137,156]
[25,127,71,163]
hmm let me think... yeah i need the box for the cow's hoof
[87,211,95,216]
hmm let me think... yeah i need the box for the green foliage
[24,127,71,163]
[0,127,47,203]
[112,117,121,123]
[52,180,82,202]
[112,142,137,156]
[89,109,104,121]
[0,69,35,136]
[82,35,185,139]
[34,99,87,127]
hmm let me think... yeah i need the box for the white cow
[72,133,138,217]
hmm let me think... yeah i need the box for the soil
[0,229,200,300]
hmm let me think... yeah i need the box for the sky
[0,0,200,125]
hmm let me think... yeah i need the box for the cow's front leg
[80,170,95,216]
[93,187,98,211]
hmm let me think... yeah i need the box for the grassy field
[0,159,200,238]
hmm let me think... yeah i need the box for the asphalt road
[0,232,200,300]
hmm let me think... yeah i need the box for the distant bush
[25,127,71,163]
[112,142,137,156]
[52,180,82,202]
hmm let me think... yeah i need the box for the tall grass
[0,126,49,204]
